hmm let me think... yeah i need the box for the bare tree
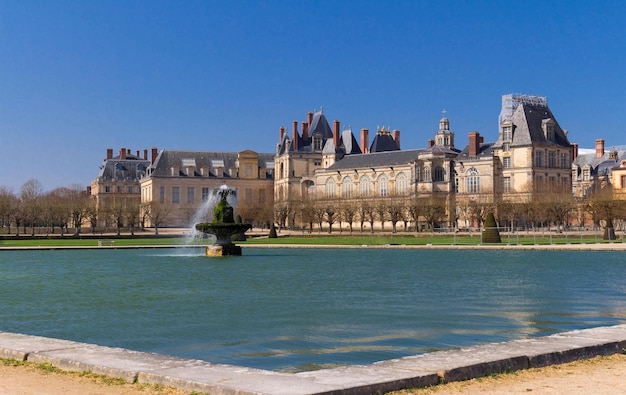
[20,179,44,236]
[340,200,357,234]
[387,198,404,233]
[324,203,340,234]
[148,201,171,235]
[0,187,17,234]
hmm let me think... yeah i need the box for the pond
[0,248,625,372]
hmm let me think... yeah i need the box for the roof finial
[442,108,447,118]
[320,105,323,113]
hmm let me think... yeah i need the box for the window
[621,175,626,188]
[503,157,511,168]
[313,135,323,151]
[378,175,389,197]
[560,153,568,169]
[359,175,371,196]
[187,187,194,203]
[325,177,336,197]
[127,186,134,193]
[503,126,512,141]
[314,160,321,166]
[202,187,210,201]
[548,151,557,168]
[583,168,590,181]
[503,142,510,152]
[466,168,480,193]
[396,172,408,195]
[342,176,354,198]
[416,167,422,182]
[503,177,511,193]
[105,186,111,193]
[160,186,165,203]
[172,187,180,204]
[424,167,431,182]
[433,166,445,182]
[535,151,544,167]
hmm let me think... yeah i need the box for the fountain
[195,187,251,256]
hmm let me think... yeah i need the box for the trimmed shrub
[482,212,501,243]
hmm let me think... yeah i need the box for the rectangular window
[245,188,252,202]
[159,186,165,203]
[187,187,194,203]
[560,153,568,169]
[548,151,557,168]
[503,126,512,141]
[535,151,544,167]
[503,142,510,152]
[172,187,180,204]
[622,175,626,188]
[504,177,511,193]
[466,177,480,193]
[105,186,111,193]
[202,187,210,201]
[503,157,511,168]
[127,186,133,193]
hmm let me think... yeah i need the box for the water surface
[0,248,624,372]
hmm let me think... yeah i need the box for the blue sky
[1,0,625,191]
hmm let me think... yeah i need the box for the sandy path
[2,353,626,394]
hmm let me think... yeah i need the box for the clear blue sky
[1,0,625,192]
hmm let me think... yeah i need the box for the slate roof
[573,146,626,178]
[326,149,424,171]
[370,133,399,153]
[149,150,275,178]
[457,142,496,159]
[96,155,150,181]
[277,110,333,155]
[505,103,571,147]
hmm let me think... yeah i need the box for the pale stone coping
[1,325,626,394]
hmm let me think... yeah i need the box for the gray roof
[508,103,571,147]
[573,147,626,178]
[326,149,424,171]
[150,150,274,178]
[370,133,399,153]
[458,142,496,159]
[96,155,150,181]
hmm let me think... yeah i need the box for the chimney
[307,111,313,126]
[120,148,126,160]
[596,139,605,158]
[392,129,400,149]
[302,122,309,141]
[333,120,340,148]
[428,139,435,148]
[127,148,131,157]
[144,149,148,160]
[479,136,484,144]
[279,126,285,141]
[360,128,369,154]
[572,143,578,160]
[469,132,480,157]
[151,147,158,165]
[106,148,113,160]
[136,150,140,158]
[292,120,299,151]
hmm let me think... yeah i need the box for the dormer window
[313,134,323,151]
[503,126,512,141]
[542,119,555,141]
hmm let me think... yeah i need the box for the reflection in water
[0,248,625,372]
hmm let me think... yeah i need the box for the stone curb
[1,325,626,394]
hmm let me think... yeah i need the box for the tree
[406,195,423,234]
[588,187,621,240]
[387,198,404,233]
[0,187,17,234]
[148,202,170,235]
[20,179,44,236]
[422,196,446,231]
[340,201,357,234]
[324,203,339,234]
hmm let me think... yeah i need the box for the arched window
[396,172,408,195]
[325,177,336,197]
[434,166,445,182]
[466,167,480,193]
[342,176,354,198]
[359,175,371,196]
[378,174,389,197]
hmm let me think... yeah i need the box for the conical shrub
[482,212,501,243]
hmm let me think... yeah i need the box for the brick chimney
[428,139,435,148]
[292,120,299,151]
[106,148,113,160]
[144,149,148,160]
[127,148,131,157]
[333,120,340,148]
[596,139,605,158]
[392,129,400,149]
[136,150,140,158]
[307,111,313,126]
[120,148,126,160]
[302,122,309,141]
[360,128,369,154]
[469,132,480,157]
[572,143,578,160]
[151,147,158,165]
[279,126,285,141]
